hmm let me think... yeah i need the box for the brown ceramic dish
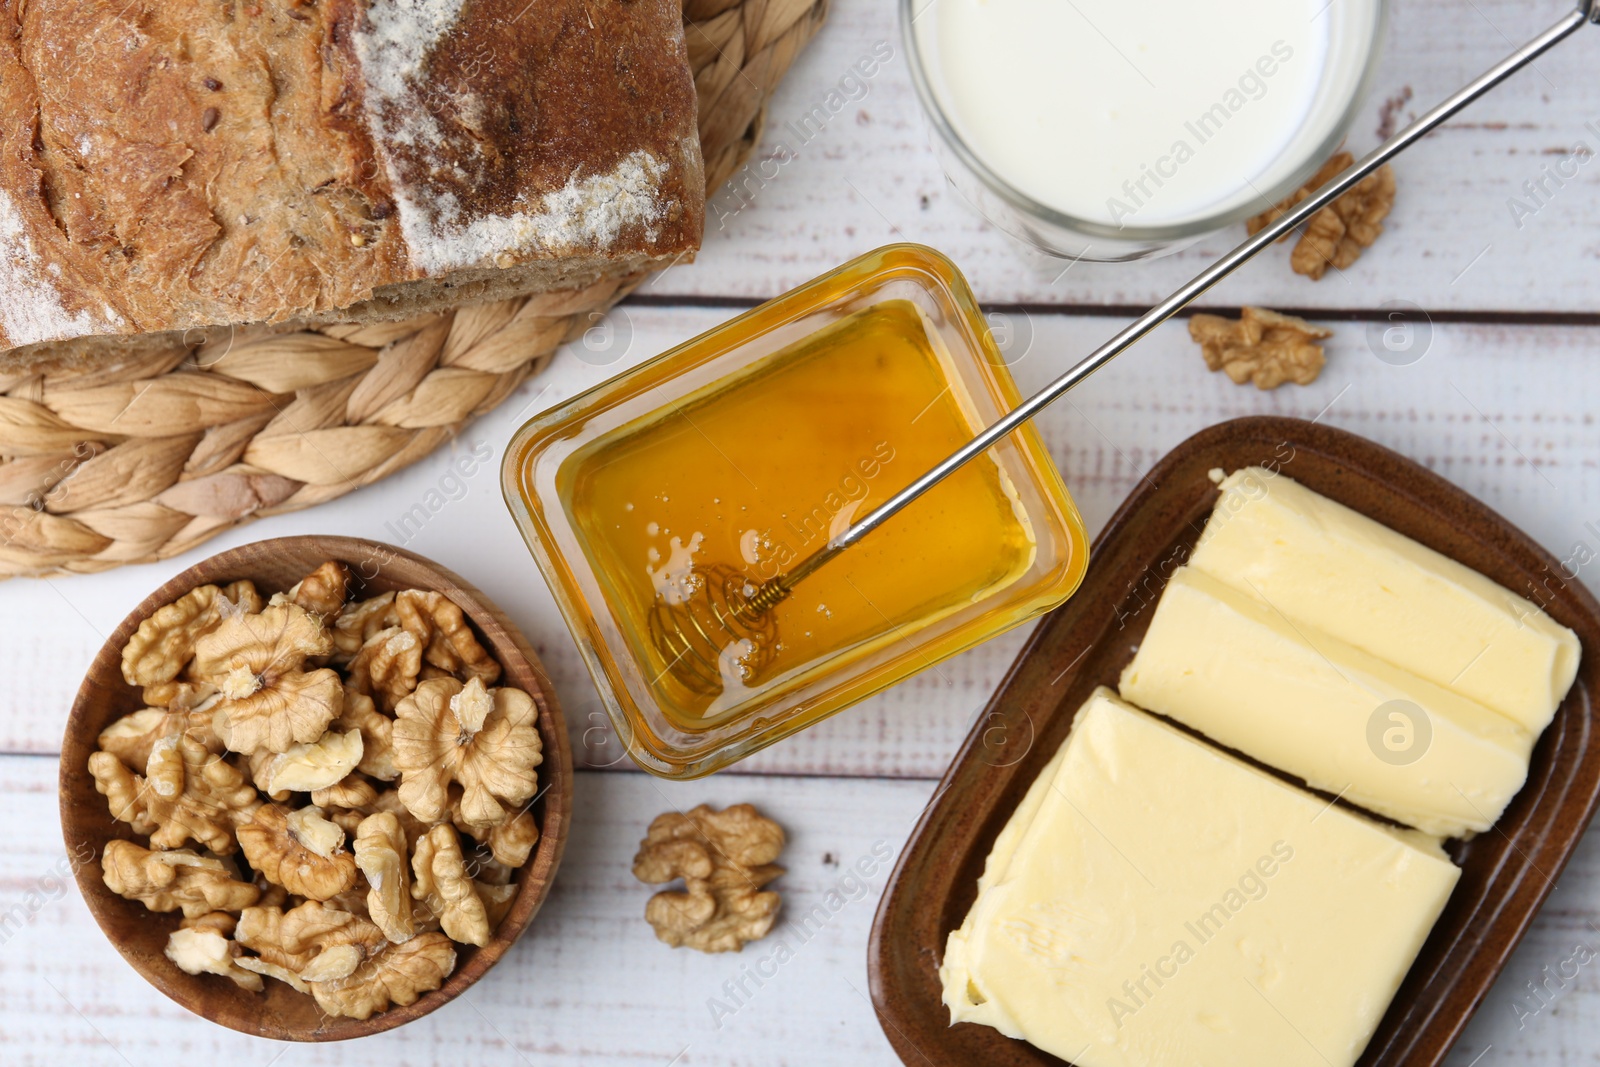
[60,536,573,1041]
[868,416,1600,1067]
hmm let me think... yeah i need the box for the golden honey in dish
[559,299,1037,726]
[505,243,1088,776]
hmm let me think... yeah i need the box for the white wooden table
[4,1,1599,1063]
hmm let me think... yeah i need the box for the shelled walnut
[285,561,350,621]
[354,812,416,943]
[193,603,344,754]
[392,677,542,826]
[166,912,263,991]
[1248,151,1397,280]
[632,803,785,953]
[89,735,258,854]
[102,841,260,918]
[309,933,457,1020]
[237,804,359,901]
[90,560,546,1019]
[411,824,492,947]
[121,581,263,707]
[1189,307,1333,390]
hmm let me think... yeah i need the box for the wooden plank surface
[646,0,1600,314]
[5,306,1596,776]
[6,0,1600,1060]
[0,754,1595,1066]
[3,758,928,1065]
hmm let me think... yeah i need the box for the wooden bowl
[60,536,573,1041]
[869,417,1600,1067]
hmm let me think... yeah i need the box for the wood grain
[4,2,1600,1054]
[649,0,1600,313]
[0,758,1596,1064]
[57,536,573,1040]
[3,306,1595,780]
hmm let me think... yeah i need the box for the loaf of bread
[0,0,705,373]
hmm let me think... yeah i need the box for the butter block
[1190,468,1580,733]
[942,688,1460,1067]
[1119,566,1532,838]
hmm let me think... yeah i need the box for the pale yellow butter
[942,688,1459,1067]
[1190,467,1579,732]
[1119,566,1532,838]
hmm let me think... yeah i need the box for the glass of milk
[904,0,1389,260]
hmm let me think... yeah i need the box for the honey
[559,299,1038,726]
[504,244,1089,777]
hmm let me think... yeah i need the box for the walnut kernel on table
[89,560,546,1020]
[1247,151,1397,280]
[632,803,785,953]
[1189,307,1333,390]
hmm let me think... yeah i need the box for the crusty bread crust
[0,0,703,367]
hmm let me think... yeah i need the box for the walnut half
[392,677,542,826]
[235,900,387,988]
[1189,307,1332,390]
[1248,151,1397,280]
[121,581,263,707]
[89,735,258,855]
[166,924,263,992]
[411,824,492,947]
[102,840,260,919]
[631,803,785,953]
[236,804,358,901]
[309,932,457,1020]
[354,812,416,944]
[192,604,344,755]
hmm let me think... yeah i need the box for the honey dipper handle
[776,0,1597,592]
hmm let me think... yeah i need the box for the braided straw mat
[0,0,827,580]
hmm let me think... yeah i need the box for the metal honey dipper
[651,0,1600,695]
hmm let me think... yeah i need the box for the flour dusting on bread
[353,0,668,273]
[402,150,668,273]
[0,191,119,347]
[353,0,468,149]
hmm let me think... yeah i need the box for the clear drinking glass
[903,0,1390,260]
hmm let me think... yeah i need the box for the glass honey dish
[502,244,1089,777]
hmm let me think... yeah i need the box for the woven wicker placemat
[0,0,827,580]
